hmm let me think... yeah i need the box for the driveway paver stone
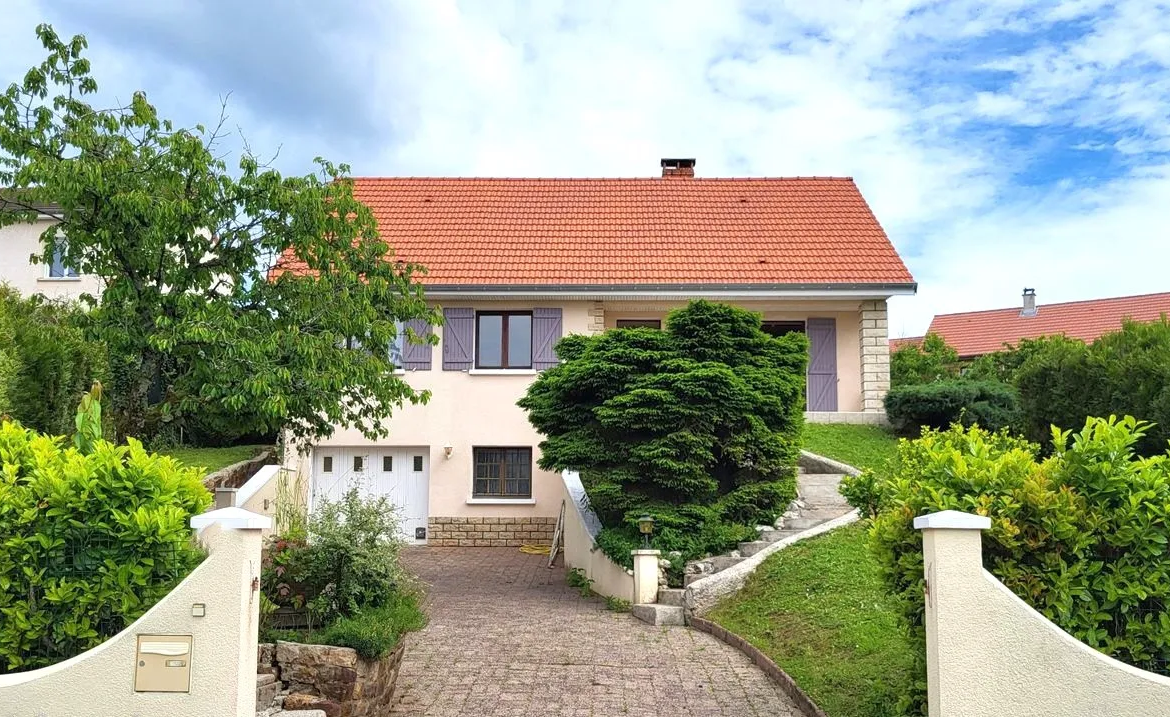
[391,547,804,716]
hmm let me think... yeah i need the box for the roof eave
[423,282,918,301]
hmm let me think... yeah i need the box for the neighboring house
[889,335,923,352]
[0,199,102,301]
[280,158,916,545]
[924,288,1170,359]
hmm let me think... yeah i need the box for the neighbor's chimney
[661,158,696,178]
[1021,288,1038,317]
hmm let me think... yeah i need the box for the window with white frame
[47,247,79,278]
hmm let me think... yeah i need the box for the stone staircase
[681,469,851,586]
[630,466,853,626]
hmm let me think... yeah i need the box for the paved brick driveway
[391,547,803,717]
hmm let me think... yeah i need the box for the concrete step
[707,555,745,572]
[738,540,770,557]
[632,603,685,626]
[758,527,802,543]
[784,508,851,530]
[657,588,685,607]
[255,671,279,710]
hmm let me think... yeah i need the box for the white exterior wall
[285,297,882,525]
[0,219,102,300]
[0,513,267,717]
[560,472,635,602]
[918,511,1170,717]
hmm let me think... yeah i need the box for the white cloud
[6,0,1170,336]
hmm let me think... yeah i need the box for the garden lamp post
[637,515,655,549]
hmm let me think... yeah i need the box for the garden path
[391,547,805,717]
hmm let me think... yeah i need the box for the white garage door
[311,447,430,544]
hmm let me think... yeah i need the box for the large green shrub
[0,286,107,437]
[263,488,411,626]
[884,379,1019,436]
[890,333,958,387]
[0,421,211,672]
[519,300,807,574]
[870,417,1170,714]
[1014,320,1170,455]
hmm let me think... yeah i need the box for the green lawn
[708,522,915,717]
[160,445,270,474]
[803,423,899,474]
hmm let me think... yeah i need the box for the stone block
[284,693,342,717]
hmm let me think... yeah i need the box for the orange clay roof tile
[276,176,915,287]
[928,292,1170,357]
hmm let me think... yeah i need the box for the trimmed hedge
[0,286,107,437]
[1015,321,1170,456]
[0,421,210,672]
[884,379,1019,436]
[869,417,1170,714]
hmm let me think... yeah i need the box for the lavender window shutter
[442,308,474,371]
[402,319,433,370]
[806,318,838,412]
[532,308,563,370]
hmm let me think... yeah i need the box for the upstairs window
[476,311,532,369]
[48,247,78,278]
[761,321,806,338]
[616,319,662,329]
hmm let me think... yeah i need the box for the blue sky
[2,0,1168,335]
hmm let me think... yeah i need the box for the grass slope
[161,444,269,474]
[708,522,914,717]
[803,423,899,474]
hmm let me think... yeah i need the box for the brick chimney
[661,158,696,178]
[1020,288,1038,317]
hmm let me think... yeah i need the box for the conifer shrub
[519,300,807,579]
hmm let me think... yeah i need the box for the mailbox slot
[135,635,193,693]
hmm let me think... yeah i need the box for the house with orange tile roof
[923,289,1170,360]
[280,158,916,545]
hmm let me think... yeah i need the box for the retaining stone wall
[259,639,405,717]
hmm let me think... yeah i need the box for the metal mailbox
[134,635,193,693]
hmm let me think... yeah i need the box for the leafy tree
[0,25,437,444]
[890,333,958,387]
[962,335,1079,384]
[519,300,808,575]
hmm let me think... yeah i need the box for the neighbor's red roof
[276,176,914,287]
[889,336,923,351]
[928,292,1170,357]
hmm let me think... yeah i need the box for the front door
[806,318,839,411]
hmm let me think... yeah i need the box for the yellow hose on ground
[519,544,551,555]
